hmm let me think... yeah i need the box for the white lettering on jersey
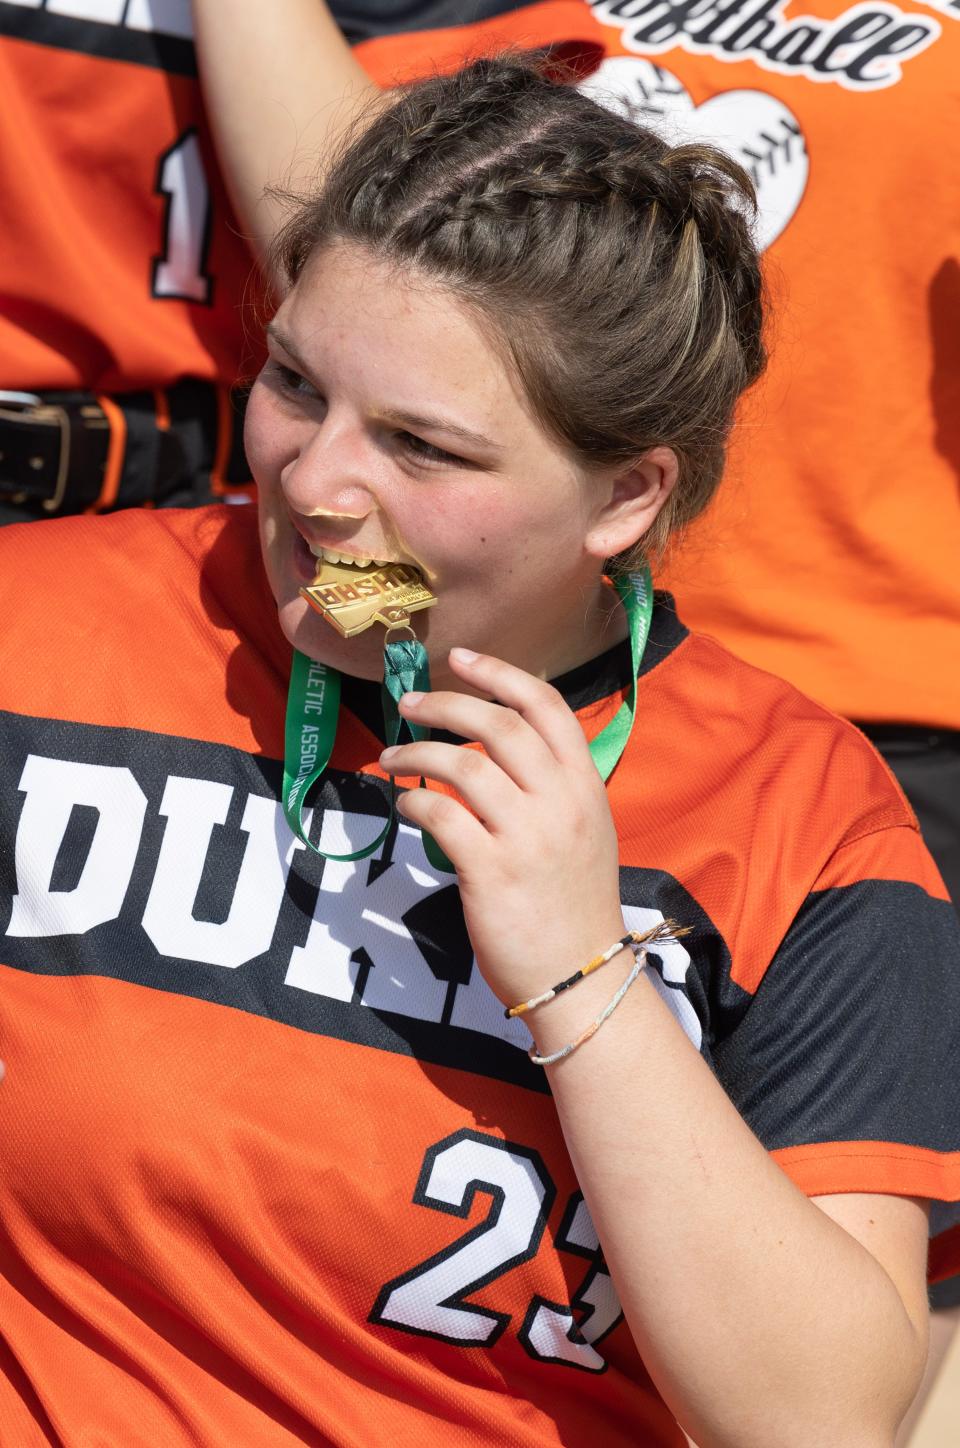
[142,777,304,969]
[7,755,147,938]
[28,0,195,39]
[126,0,192,41]
[592,0,941,91]
[285,813,453,1023]
[46,0,125,21]
[449,952,532,1049]
[4,758,704,1052]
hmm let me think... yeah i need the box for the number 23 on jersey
[370,1129,624,1374]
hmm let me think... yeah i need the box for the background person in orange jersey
[0,0,602,522]
[578,6,960,1428]
[582,0,960,924]
[2,58,960,1448]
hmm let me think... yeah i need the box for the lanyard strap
[282,638,436,864]
[281,567,653,867]
[591,568,653,782]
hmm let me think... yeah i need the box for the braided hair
[274,57,766,559]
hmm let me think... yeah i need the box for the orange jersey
[0,1,602,394]
[0,505,958,1444]
[585,3,960,727]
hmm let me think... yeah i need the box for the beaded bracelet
[505,931,639,1019]
[528,951,647,1067]
[504,918,689,1021]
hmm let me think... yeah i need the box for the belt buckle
[0,391,72,513]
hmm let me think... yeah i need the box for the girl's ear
[583,447,679,562]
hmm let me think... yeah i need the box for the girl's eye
[269,361,320,400]
[398,432,461,466]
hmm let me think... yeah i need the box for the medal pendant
[300,559,438,638]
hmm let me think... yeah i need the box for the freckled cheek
[456,499,540,567]
[424,482,519,557]
[419,515,493,581]
[247,400,294,588]
[243,386,291,496]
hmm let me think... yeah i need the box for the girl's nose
[279,425,376,521]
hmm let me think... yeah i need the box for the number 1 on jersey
[152,129,213,305]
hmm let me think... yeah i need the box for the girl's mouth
[291,532,395,583]
[290,517,426,584]
[308,544,395,569]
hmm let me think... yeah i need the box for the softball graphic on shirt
[580,56,809,250]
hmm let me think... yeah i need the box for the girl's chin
[277,597,387,680]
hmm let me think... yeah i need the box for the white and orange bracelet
[528,950,648,1066]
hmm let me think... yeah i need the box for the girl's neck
[429,576,630,692]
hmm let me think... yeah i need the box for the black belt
[857,722,960,753]
[0,381,250,518]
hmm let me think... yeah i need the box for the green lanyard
[281,566,653,871]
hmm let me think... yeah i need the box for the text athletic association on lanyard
[281,566,654,872]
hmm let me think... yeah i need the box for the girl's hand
[379,647,627,1009]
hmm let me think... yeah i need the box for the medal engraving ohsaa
[300,560,437,637]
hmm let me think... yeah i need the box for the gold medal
[300,558,437,638]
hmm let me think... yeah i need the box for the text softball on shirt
[591,0,952,90]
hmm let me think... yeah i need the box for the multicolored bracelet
[528,952,647,1067]
[504,931,640,1019]
[504,919,688,1021]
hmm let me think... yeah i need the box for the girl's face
[245,242,630,684]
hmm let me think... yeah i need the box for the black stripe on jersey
[713,878,960,1156]
[329,0,547,46]
[0,2,196,77]
[0,709,717,1095]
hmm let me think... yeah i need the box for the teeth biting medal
[299,550,438,637]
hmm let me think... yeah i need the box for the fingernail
[450,647,479,664]
[402,691,424,707]
[380,746,399,762]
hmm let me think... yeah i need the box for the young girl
[0,59,957,1448]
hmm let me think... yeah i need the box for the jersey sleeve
[711,822,960,1282]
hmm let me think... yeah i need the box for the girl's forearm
[191,0,378,261]
[536,967,928,1447]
